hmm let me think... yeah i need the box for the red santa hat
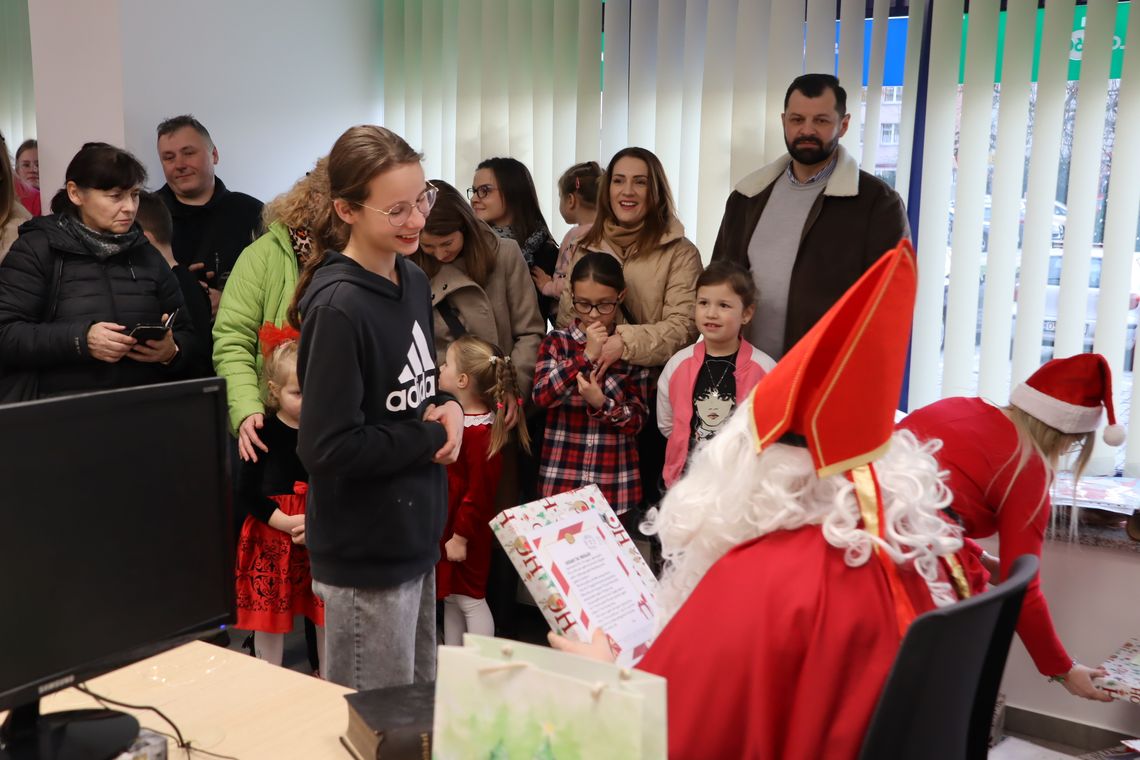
[1009,354,1126,446]
[750,238,917,476]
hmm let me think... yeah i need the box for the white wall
[980,536,1140,735]
[118,0,381,204]
[27,0,128,204]
[28,0,380,205]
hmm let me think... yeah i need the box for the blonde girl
[436,335,531,644]
[233,323,324,668]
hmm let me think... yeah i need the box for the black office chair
[858,554,1039,760]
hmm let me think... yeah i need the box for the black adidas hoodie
[297,251,456,589]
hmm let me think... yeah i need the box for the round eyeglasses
[467,184,495,201]
[356,183,438,227]
[572,300,619,316]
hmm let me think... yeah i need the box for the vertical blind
[0,0,36,154]
[931,0,1138,475]
[377,0,1137,472]
[378,0,900,250]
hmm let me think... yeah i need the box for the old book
[340,682,434,760]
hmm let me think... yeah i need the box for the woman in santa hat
[899,353,1124,702]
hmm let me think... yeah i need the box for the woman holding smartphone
[0,142,196,401]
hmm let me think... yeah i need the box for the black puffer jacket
[0,214,197,398]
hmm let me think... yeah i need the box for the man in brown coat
[711,73,908,359]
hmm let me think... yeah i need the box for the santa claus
[551,240,972,759]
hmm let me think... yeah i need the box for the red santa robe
[636,524,944,760]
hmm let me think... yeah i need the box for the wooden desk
[34,642,353,759]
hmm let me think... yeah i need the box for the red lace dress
[234,415,324,632]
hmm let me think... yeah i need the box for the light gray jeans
[312,570,436,690]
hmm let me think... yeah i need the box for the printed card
[490,485,658,667]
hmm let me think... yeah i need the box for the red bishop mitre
[750,238,917,475]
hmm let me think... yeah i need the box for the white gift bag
[432,635,667,759]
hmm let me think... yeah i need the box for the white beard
[642,395,963,629]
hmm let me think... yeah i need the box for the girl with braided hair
[436,335,531,644]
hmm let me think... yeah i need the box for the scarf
[58,213,143,261]
[492,223,550,267]
[601,218,645,259]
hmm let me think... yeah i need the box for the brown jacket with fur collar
[711,145,909,356]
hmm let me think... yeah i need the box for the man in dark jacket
[711,74,908,360]
[155,115,263,318]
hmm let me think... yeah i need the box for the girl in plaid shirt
[533,252,651,516]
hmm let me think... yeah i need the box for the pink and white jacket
[657,339,776,488]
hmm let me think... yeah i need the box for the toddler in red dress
[234,324,324,667]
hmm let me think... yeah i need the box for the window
[875,168,897,188]
[882,85,903,104]
[880,123,900,145]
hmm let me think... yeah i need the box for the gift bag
[432,635,667,759]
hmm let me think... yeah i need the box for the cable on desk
[74,683,241,760]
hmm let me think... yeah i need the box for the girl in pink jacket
[657,262,775,488]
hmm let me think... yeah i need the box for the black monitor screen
[0,379,234,709]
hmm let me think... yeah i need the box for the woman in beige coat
[556,148,701,370]
[411,180,545,398]
[556,147,703,508]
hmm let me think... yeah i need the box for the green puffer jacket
[212,221,299,433]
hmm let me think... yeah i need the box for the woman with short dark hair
[0,142,196,401]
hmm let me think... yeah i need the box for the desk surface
[33,641,354,759]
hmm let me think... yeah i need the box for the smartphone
[129,309,178,343]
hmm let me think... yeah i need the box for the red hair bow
[258,322,300,358]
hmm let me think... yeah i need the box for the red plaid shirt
[532,324,650,515]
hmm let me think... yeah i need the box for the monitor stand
[0,700,139,760]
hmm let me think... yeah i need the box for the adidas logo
[386,321,438,412]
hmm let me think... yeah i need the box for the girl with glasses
[533,252,650,524]
[289,125,464,690]
[469,157,559,318]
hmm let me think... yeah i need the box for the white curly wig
[643,394,963,629]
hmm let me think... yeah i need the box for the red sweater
[899,397,1071,676]
[436,415,503,600]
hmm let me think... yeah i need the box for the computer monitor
[0,379,235,760]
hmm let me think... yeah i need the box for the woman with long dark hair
[410,180,543,394]
[469,157,559,317]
